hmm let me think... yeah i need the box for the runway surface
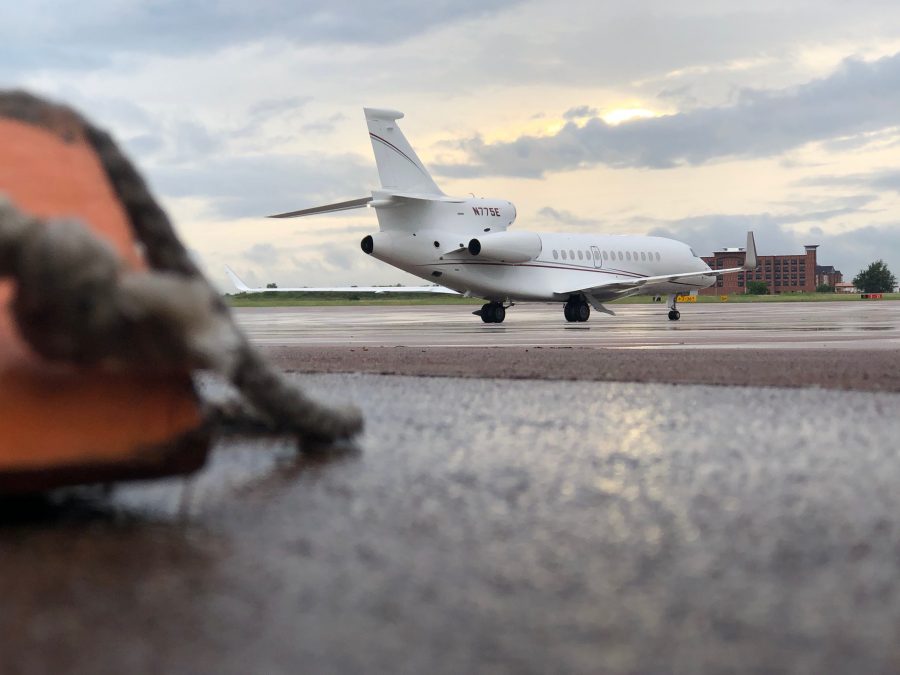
[5,302,900,674]
[4,374,900,674]
[234,301,900,349]
[240,302,900,392]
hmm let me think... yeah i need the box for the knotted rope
[0,91,362,446]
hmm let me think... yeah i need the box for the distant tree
[816,283,835,293]
[745,281,769,295]
[853,260,896,293]
[266,282,278,289]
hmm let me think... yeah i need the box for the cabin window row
[551,249,661,263]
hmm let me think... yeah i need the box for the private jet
[228,107,757,323]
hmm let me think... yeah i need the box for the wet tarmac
[244,302,900,393]
[5,302,900,674]
[5,373,900,674]
[234,301,900,349]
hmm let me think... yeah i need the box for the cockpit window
[690,247,699,258]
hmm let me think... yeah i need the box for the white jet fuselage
[365,197,716,303]
[249,106,755,324]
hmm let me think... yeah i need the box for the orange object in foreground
[0,100,209,493]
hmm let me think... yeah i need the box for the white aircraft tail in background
[231,108,758,324]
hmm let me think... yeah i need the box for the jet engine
[467,231,542,263]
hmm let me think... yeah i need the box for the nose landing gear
[667,294,681,321]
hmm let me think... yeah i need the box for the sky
[3,0,900,289]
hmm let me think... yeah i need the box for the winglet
[742,231,758,270]
[225,265,251,293]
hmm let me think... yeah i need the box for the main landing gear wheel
[564,297,590,323]
[668,309,681,321]
[479,302,506,324]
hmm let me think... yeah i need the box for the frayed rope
[0,91,362,447]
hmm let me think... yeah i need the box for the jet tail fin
[742,231,758,270]
[225,265,251,292]
[365,108,443,195]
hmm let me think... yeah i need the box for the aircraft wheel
[480,303,494,323]
[668,309,681,321]
[564,303,576,322]
[576,302,590,322]
[493,304,506,324]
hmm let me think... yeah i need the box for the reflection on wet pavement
[4,373,900,674]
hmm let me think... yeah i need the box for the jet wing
[557,231,757,301]
[225,266,459,295]
[556,270,719,302]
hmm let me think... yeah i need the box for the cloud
[798,169,900,194]
[434,53,900,177]
[247,96,311,119]
[147,152,377,219]
[301,113,346,136]
[562,105,598,120]
[242,243,281,265]
[536,206,599,229]
[641,207,900,280]
[0,0,525,74]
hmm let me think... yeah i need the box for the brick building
[815,265,843,288]
[701,244,827,295]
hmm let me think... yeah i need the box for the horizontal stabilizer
[224,266,459,295]
[268,196,372,219]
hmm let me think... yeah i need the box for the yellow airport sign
[676,295,697,303]
[720,295,729,302]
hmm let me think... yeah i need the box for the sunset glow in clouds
[3,1,900,288]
